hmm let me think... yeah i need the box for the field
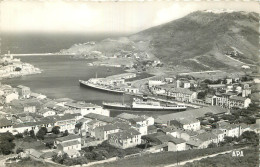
[183,147,259,167]
[91,146,244,167]
[6,157,62,167]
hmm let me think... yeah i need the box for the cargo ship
[79,80,124,94]
[103,98,187,111]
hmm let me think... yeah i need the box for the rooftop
[169,137,186,144]
[229,95,247,101]
[60,140,81,147]
[65,102,99,109]
[56,134,80,142]
[116,113,139,120]
[156,106,229,124]
[196,132,217,141]
[96,124,119,131]
[109,129,140,140]
[84,113,114,123]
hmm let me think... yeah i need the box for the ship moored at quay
[103,98,187,111]
[79,79,125,94]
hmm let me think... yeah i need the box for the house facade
[108,129,141,149]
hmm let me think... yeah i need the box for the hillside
[130,11,259,71]
[61,11,259,72]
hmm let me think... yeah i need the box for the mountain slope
[130,11,259,71]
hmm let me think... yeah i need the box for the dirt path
[164,147,247,167]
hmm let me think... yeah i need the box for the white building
[65,102,110,116]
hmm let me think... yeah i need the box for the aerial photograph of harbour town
[0,1,259,167]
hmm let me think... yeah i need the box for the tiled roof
[96,124,119,131]
[229,96,246,101]
[84,113,114,123]
[196,132,217,141]
[155,106,229,124]
[56,134,80,142]
[116,113,139,120]
[65,102,99,109]
[60,140,80,147]
[169,137,186,144]
[211,129,225,135]
[109,129,140,140]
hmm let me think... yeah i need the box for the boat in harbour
[79,79,125,94]
[103,98,187,111]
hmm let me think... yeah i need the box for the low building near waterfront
[155,106,229,125]
[65,102,110,116]
[16,85,31,98]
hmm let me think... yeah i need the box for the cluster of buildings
[0,81,258,162]
[0,52,41,79]
[148,76,253,109]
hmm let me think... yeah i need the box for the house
[3,92,18,103]
[159,127,198,142]
[56,134,81,150]
[87,120,108,137]
[108,129,141,149]
[211,129,225,143]
[211,93,251,109]
[84,113,115,124]
[129,117,148,136]
[38,108,56,117]
[25,149,44,160]
[228,96,251,109]
[117,113,154,125]
[16,85,30,98]
[94,124,121,140]
[187,132,218,149]
[148,125,157,134]
[168,138,186,152]
[0,118,13,133]
[65,102,110,117]
[217,122,240,137]
[165,87,197,103]
[53,114,79,133]
[168,117,200,131]
[151,85,197,103]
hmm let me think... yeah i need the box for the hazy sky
[1,1,259,33]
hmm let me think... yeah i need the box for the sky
[0,1,259,34]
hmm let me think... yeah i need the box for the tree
[207,143,217,148]
[29,130,35,138]
[0,132,15,155]
[16,148,24,154]
[52,126,60,134]
[15,67,22,71]
[239,131,258,144]
[36,127,47,140]
[63,130,69,137]
[15,133,23,139]
[198,91,206,99]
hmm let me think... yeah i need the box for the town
[0,55,259,167]
[0,52,41,79]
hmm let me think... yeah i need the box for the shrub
[52,126,60,134]
[15,133,23,139]
[16,148,24,154]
